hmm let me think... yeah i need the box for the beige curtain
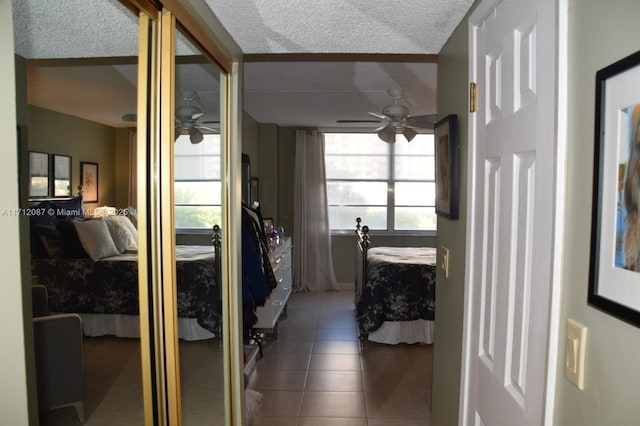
[292,130,340,292]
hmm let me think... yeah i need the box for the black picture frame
[52,154,72,197]
[589,49,640,327]
[28,151,49,199]
[81,161,99,203]
[434,114,459,220]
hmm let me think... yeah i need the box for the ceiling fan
[121,90,218,144]
[338,89,437,144]
[174,90,218,144]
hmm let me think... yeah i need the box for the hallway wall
[554,1,640,424]
[432,1,640,425]
[430,2,473,423]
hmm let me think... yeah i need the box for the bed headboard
[355,217,370,300]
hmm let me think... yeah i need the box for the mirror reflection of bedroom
[16,2,228,425]
[16,2,438,425]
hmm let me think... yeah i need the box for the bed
[355,218,436,345]
[29,196,222,341]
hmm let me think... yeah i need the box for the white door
[461,0,559,424]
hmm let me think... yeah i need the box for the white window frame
[174,134,222,232]
[324,132,437,236]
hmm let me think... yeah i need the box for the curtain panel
[292,130,340,292]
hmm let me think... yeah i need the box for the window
[174,134,221,229]
[325,133,436,232]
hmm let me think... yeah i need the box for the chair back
[32,284,50,317]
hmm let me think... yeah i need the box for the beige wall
[553,1,640,424]
[277,127,296,235]
[243,112,260,176]
[430,4,472,424]
[257,123,280,222]
[113,127,132,209]
[0,5,34,424]
[28,106,117,208]
[332,234,437,283]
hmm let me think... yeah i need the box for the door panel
[464,0,556,424]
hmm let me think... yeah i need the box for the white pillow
[122,214,138,241]
[104,216,138,253]
[73,219,120,261]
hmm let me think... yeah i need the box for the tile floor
[251,284,433,425]
[39,284,432,425]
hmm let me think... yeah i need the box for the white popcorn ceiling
[12,0,473,129]
[204,0,474,54]
[12,0,138,59]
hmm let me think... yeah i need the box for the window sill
[176,228,216,235]
[330,229,437,238]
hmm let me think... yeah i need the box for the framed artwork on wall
[589,49,640,327]
[434,114,460,220]
[81,161,99,203]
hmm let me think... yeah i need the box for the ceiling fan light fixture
[377,126,396,144]
[189,127,203,144]
[403,127,417,142]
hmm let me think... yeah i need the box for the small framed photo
[52,154,72,197]
[434,114,460,220]
[589,49,640,327]
[28,151,49,199]
[81,161,99,203]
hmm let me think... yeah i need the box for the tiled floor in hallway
[251,284,433,426]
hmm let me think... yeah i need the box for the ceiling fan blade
[373,124,388,132]
[122,113,137,122]
[195,125,219,132]
[202,120,220,124]
[336,119,382,124]
[367,111,389,120]
[405,114,438,128]
[191,112,204,121]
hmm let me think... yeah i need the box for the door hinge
[470,82,478,113]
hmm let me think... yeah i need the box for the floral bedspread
[356,247,436,336]
[31,245,221,334]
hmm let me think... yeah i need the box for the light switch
[441,246,450,279]
[564,319,587,389]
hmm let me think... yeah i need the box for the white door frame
[458,0,568,424]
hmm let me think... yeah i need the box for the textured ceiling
[12,0,473,130]
[204,0,473,54]
[244,61,438,129]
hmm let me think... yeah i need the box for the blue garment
[242,217,271,306]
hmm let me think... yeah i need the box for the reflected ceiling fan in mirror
[337,89,437,144]
[121,90,218,144]
[174,90,218,144]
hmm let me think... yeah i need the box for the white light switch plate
[564,319,587,389]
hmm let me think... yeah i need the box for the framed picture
[28,151,49,199]
[52,154,72,197]
[434,114,460,219]
[589,50,640,327]
[81,161,99,203]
